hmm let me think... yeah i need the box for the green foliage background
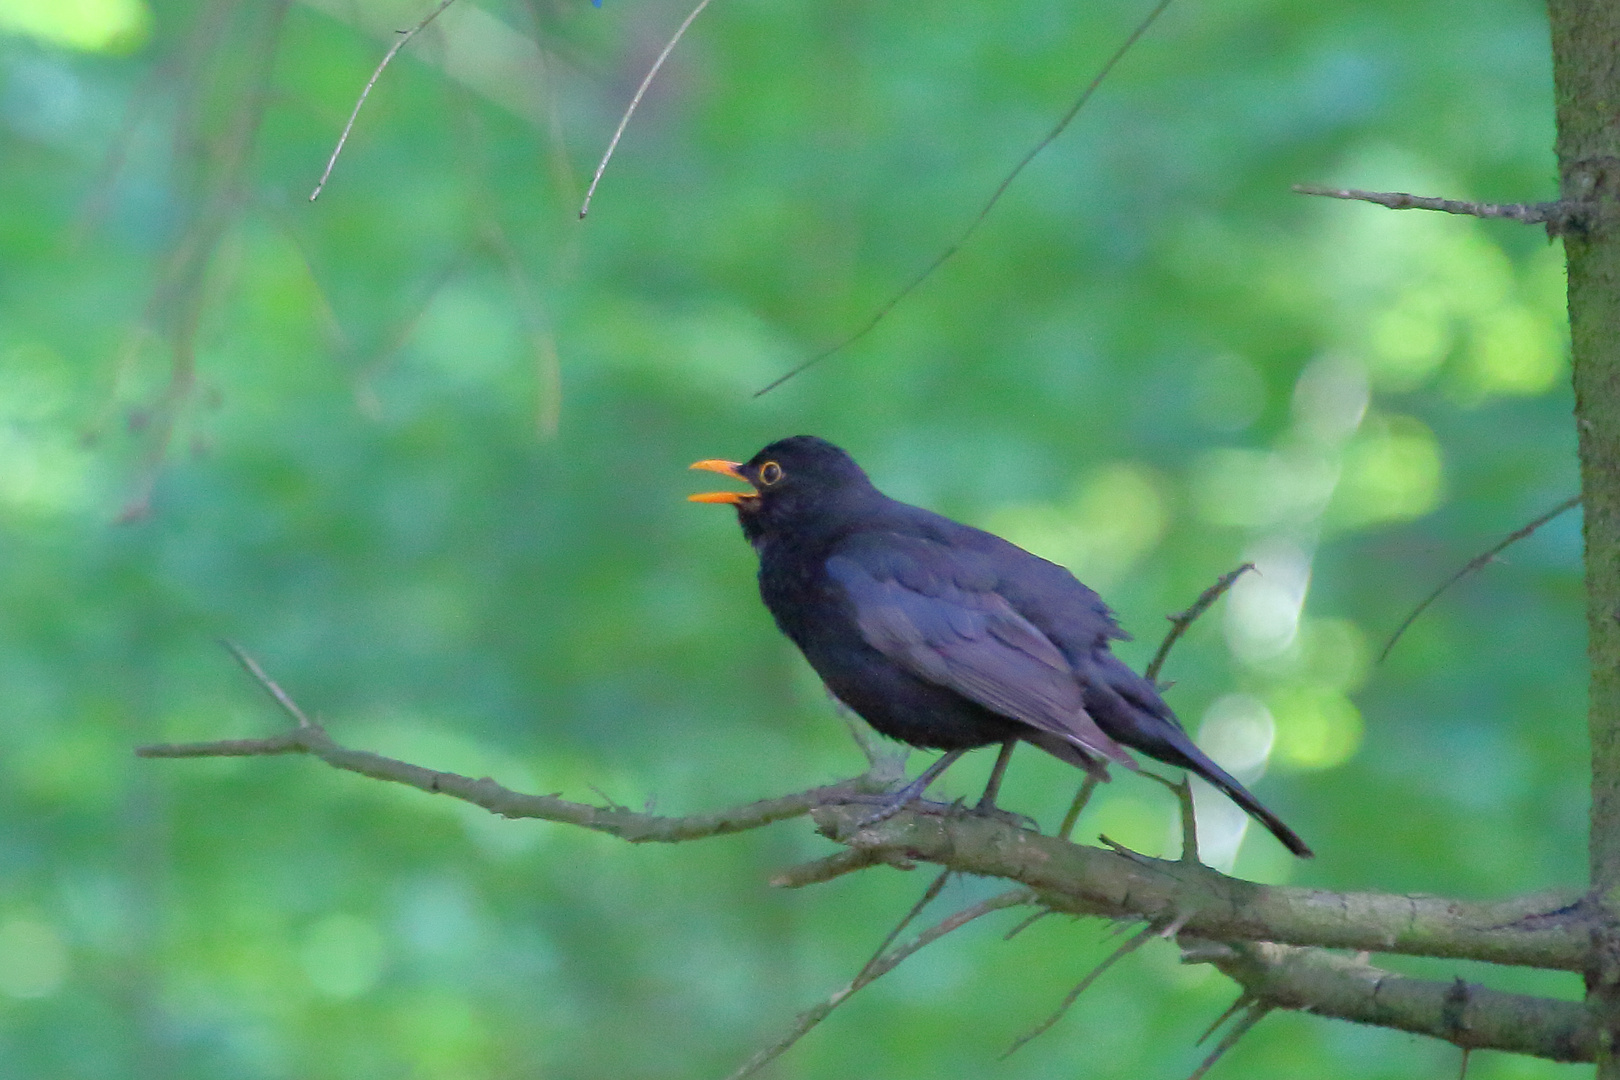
[0,0,1588,1075]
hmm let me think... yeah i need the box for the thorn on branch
[1174,777,1200,865]
[587,783,631,813]
[1097,834,1156,867]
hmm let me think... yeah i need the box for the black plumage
[690,435,1312,858]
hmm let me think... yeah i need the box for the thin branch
[1058,773,1101,841]
[309,0,461,201]
[221,639,313,728]
[855,869,952,980]
[1185,938,1596,1063]
[1196,992,1255,1046]
[1292,185,1566,225]
[143,652,887,841]
[752,0,1177,397]
[1380,496,1580,662]
[769,847,891,888]
[724,889,1033,1080]
[115,0,291,522]
[1147,563,1255,683]
[1184,1002,1271,1080]
[148,654,1595,981]
[1003,922,1157,1057]
[1174,777,1200,865]
[1004,907,1056,941]
[141,724,886,843]
[802,802,1592,971]
[578,0,716,219]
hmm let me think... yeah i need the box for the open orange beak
[688,459,757,505]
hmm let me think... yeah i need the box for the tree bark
[1549,0,1620,1072]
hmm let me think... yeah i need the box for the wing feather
[826,542,1134,768]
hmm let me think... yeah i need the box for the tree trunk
[1549,0,1620,1073]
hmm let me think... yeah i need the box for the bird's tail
[1086,657,1314,858]
[1186,750,1314,858]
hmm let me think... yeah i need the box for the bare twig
[724,889,1034,1080]
[1173,777,1200,864]
[1004,907,1055,941]
[1380,495,1580,662]
[1195,992,1255,1046]
[143,651,888,842]
[578,0,716,218]
[309,0,461,201]
[1183,938,1596,1063]
[1003,922,1157,1057]
[220,639,313,728]
[752,0,1177,397]
[770,847,890,888]
[1058,773,1101,841]
[855,869,952,979]
[116,0,292,523]
[1146,563,1255,683]
[1185,1002,1271,1080]
[141,721,886,842]
[1292,185,1564,224]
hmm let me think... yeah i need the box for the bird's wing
[826,538,1135,768]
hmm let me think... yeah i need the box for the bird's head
[689,436,877,544]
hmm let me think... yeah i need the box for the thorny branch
[140,654,1592,986]
[138,723,889,844]
[138,613,1597,1069]
[1183,939,1594,1063]
[1145,563,1254,683]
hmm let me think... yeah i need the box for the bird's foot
[968,796,1041,832]
[851,791,920,829]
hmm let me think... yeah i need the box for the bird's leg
[974,740,1017,812]
[854,749,968,828]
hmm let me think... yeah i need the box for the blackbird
[690,435,1312,858]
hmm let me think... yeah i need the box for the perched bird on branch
[690,435,1312,858]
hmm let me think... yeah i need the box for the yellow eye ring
[759,461,783,486]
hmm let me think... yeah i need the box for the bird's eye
[759,461,783,486]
